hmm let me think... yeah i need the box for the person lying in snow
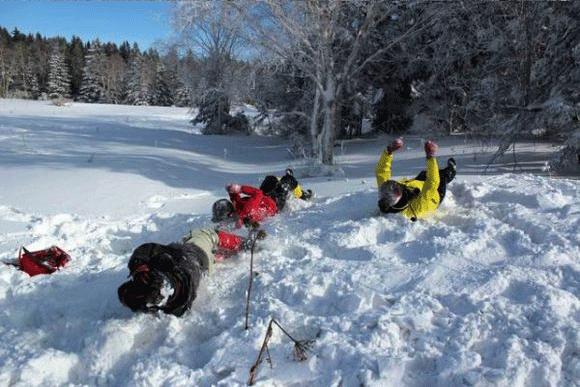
[376,138,456,221]
[212,184,278,229]
[118,228,265,317]
[211,169,311,228]
[259,168,313,204]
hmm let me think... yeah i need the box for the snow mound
[0,173,578,386]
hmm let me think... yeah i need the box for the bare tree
[173,1,245,90]
[407,0,579,170]
[219,0,434,164]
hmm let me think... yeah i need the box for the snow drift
[0,100,578,386]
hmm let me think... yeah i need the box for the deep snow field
[0,99,578,387]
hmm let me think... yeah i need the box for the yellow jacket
[293,185,303,199]
[375,150,440,220]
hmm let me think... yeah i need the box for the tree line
[0,27,200,106]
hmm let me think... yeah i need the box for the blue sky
[0,0,174,49]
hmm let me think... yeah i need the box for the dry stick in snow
[248,319,274,385]
[248,318,315,385]
[244,232,258,330]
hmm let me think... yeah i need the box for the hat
[379,180,403,207]
[211,199,235,222]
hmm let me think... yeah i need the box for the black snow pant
[260,175,289,211]
[413,165,456,204]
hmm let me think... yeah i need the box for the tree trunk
[321,102,335,165]
[521,2,532,108]
[320,75,337,165]
[310,86,321,158]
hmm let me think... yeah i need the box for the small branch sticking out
[248,318,315,385]
[244,228,259,330]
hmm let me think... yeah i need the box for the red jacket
[229,185,278,227]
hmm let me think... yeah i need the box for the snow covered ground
[0,99,578,386]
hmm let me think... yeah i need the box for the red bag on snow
[18,246,71,276]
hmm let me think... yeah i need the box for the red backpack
[18,246,71,276]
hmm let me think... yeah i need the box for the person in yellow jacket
[376,138,456,221]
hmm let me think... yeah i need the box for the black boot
[445,158,457,183]
[448,157,456,170]
[300,189,313,201]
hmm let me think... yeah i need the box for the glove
[424,140,438,158]
[387,138,404,154]
[226,183,241,194]
[243,218,260,229]
[242,230,266,251]
[253,229,267,240]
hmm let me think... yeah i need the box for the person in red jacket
[212,184,278,228]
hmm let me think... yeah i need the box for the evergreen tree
[151,61,173,106]
[123,52,150,105]
[79,40,105,102]
[193,88,231,134]
[174,81,192,107]
[67,36,84,97]
[119,41,131,63]
[24,62,39,99]
[47,45,71,99]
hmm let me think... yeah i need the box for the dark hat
[379,180,403,207]
[211,199,235,223]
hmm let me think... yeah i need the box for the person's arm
[226,184,242,209]
[228,192,241,208]
[240,185,264,208]
[420,157,440,196]
[414,141,440,204]
[375,138,403,187]
[217,230,244,252]
[375,150,393,187]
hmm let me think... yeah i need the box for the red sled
[18,246,71,276]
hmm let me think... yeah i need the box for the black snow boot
[444,158,457,183]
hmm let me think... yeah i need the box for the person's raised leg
[437,158,457,203]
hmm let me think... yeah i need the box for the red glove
[387,138,404,154]
[226,183,241,194]
[424,140,438,158]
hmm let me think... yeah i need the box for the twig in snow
[248,318,315,385]
[244,228,259,330]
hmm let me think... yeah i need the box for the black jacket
[128,242,205,316]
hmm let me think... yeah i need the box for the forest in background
[0,0,578,170]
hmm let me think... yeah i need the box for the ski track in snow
[0,100,578,386]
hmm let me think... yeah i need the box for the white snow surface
[0,99,578,386]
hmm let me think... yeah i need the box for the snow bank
[0,99,578,386]
[1,178,577,386]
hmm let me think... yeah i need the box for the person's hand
[243,218,260,229]
[226,183,241,194]
[254,229,267,240]
[387,138,404,154]
[424,140,438,158]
